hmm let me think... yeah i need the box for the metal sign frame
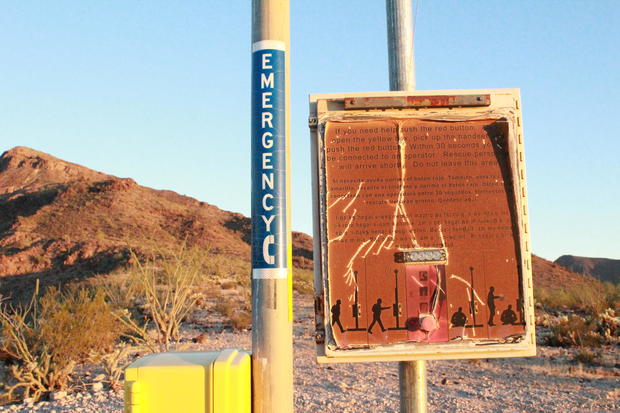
[309,89,535,363]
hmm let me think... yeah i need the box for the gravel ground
[1,295,618,412]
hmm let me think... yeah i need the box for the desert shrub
[545,314,601,347]
[545,309,619,348]
[594,308,619,342]
[535,283,610,315]
[30,254,45,266]
[97,272,141,311]
[535,311,554,328]
[602,282,620,310]
[220,280,237,290]
[214,291,252,331]
[116,246,203,350]
[573,348,602,365]
[293,268,314,295]
[90,344,132,392]
[202,253,250,280]
[0,282,122,401]
[38,286,123,361]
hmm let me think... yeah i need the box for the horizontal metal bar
[344,94,491,110]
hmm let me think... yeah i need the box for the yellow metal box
[124,349,251,413]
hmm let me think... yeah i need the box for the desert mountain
[0,147,312,299]
[0,146,605,302]
[531,254,602,290]
[555,255,620,285]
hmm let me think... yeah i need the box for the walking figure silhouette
[368,298,390,334]
[331,299,345,333]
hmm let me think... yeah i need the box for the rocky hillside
[555,255,620,285]
[531,254,603,290]
[0,146,312,300]
[0,146,606,302]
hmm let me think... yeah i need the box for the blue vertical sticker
[251,40,288,279]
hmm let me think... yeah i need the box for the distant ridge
[531,254,602,289]
[0,146,311,300]
[555,255,620,285]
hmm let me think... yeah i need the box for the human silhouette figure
[501,305,518,325]
[487,287,502,326]
[367,298,390,334]
[331,299,345,333]
[451,307,467,327]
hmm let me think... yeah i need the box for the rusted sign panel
[310,90,535,362]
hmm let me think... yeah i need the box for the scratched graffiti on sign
[322,118,526,349]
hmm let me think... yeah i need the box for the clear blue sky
[1,1,618,261]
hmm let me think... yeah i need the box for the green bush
[0,282,123,401]
[202,253,250,280]
[293,268,314,295]
[38,286,123,361]
[535,283,616,315]
[602,282,620,311]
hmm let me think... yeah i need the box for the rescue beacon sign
[309,89,535,362]
[252,41,287,280]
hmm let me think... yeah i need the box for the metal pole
[386,1,427,412]
[386,0,416,91]
[399,360,427,413]
[251,1,294,413]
